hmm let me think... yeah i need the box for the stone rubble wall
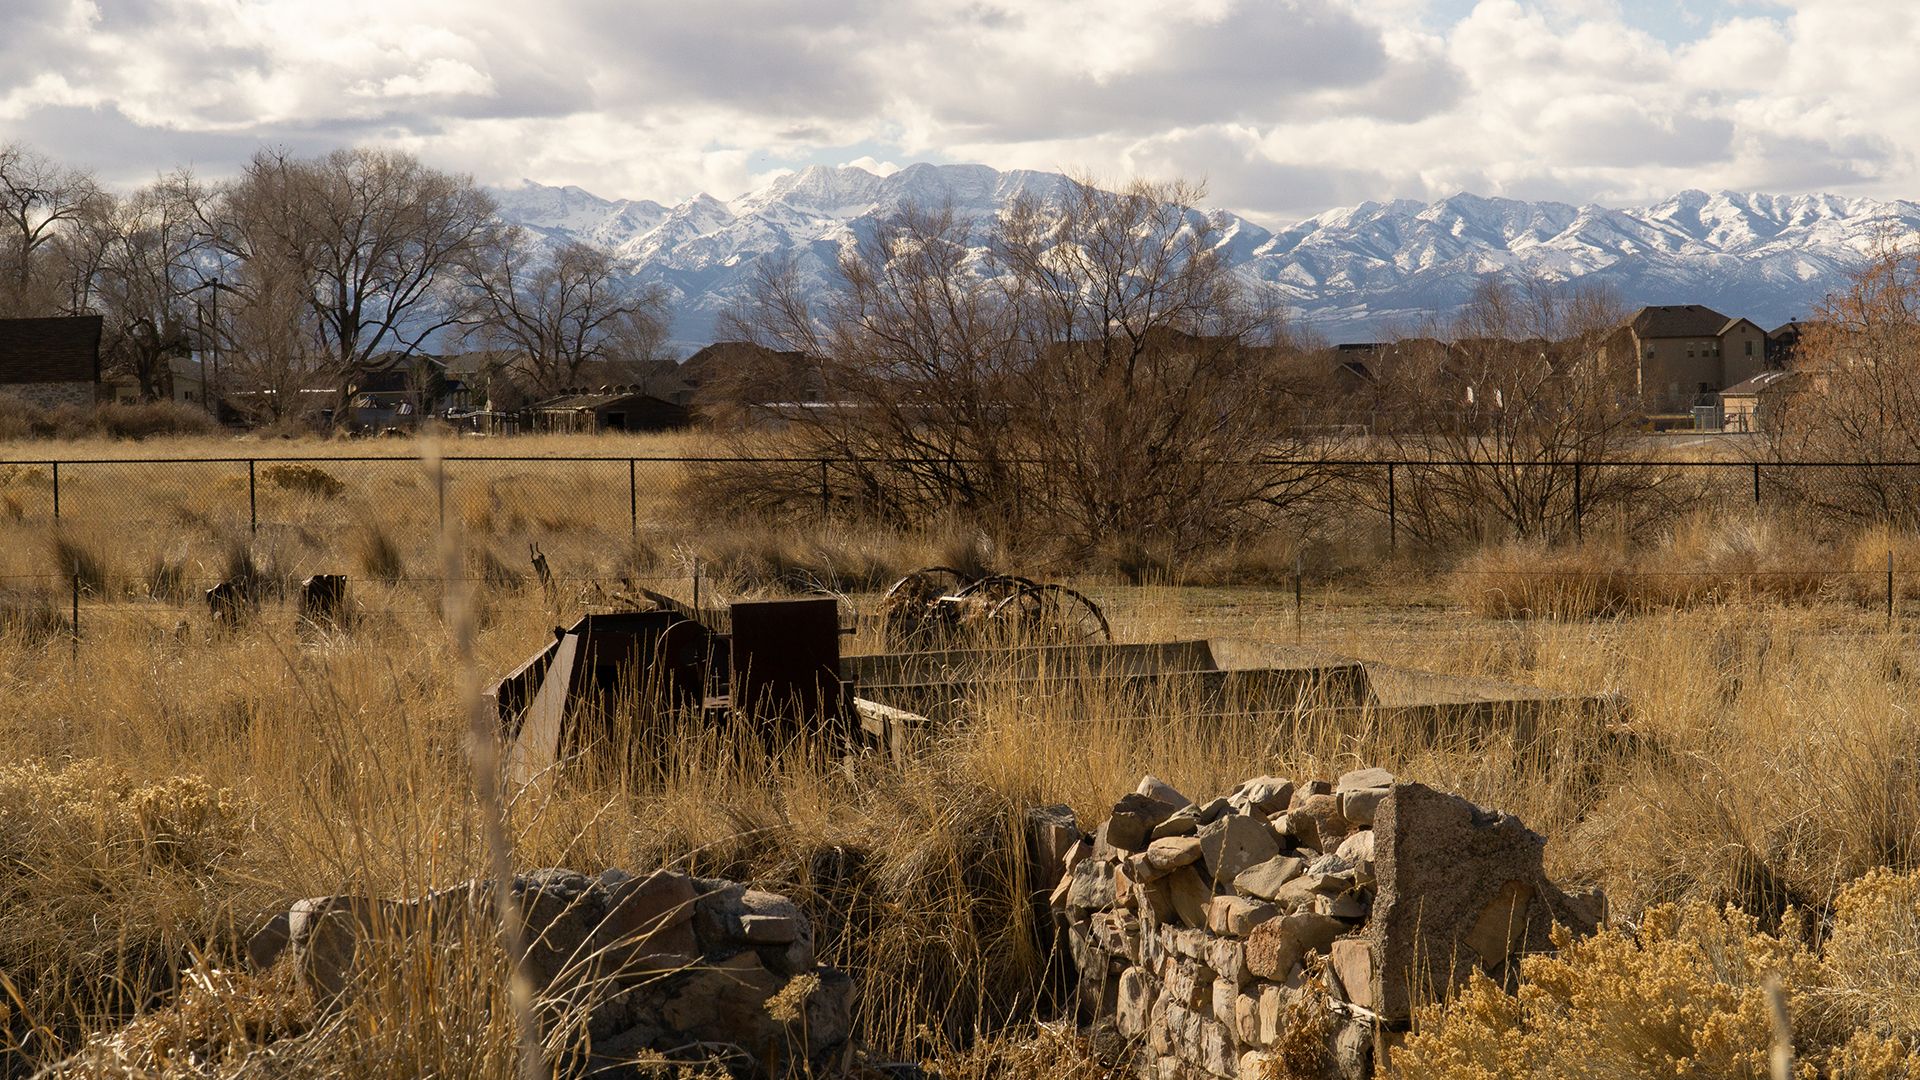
[1049,771,1604,1079]
[247,867,855,1079]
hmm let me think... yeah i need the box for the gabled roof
[1630,304,1735,339]
[0,315,103,385]
[1721,370,1798,397]
[530,390,685,412]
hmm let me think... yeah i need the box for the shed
[0,315,103,409]
[529,388,692,433]
[1719,369,1799,433]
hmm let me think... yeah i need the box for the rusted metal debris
[489,584,1622,784]
[489,596,854,785]
[206,579,255,628]
[299,574,349,626]
[879,568,1112,649]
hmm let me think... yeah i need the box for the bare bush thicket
[716,177,1336,562]
[1765,244,1920,526]
[1363,277,1681,548]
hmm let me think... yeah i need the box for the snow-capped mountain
[491,165,1920,346]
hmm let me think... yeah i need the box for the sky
[1,0,1912,225]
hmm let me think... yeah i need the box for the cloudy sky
[1,0,1911,224]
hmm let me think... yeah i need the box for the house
[1719,370,1802,433]
[528,387,692,433]
[0,315,103,408]
[1617,305,1769,412]
[1767,320,1818,368]
[681,341,826,408]
[105,353,206,408]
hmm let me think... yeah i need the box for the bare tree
[462,230,667,396]
[1765,242,1920,524]
[1367,276,1672,546]
[66,171,209,401]
[0,143,103,315]
[718,177,1330,559]
[212,147,496,422]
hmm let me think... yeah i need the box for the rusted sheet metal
[491,597,855,782]
[730,598,848,731]
[299,574,348,626]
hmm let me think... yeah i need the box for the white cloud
[0,0,1914,222]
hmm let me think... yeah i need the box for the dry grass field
[5,432,1920,1077]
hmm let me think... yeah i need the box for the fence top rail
[3,454,1920,468]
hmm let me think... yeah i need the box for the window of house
[1746,340,1754,356]
[1687,345,1695,357]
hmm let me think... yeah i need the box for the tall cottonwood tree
[212,147,495,419]
[462,231,668,396]
[67,172,209,401]
[0,143,103,316]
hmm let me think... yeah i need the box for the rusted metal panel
[729,597,847,731]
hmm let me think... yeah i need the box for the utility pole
[189,276,234,422]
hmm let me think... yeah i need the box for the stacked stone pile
[1051,770,1603,1079]
[246,868,855,1078]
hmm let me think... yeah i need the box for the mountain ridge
[488,165,1920,347]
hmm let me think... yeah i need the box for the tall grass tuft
[354,521,406,584]
[48,530,110,595]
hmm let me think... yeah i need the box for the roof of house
[1721,370,1798,397]
[531,389,686,412]
[1630,305,1747,339]
[0,315,103,385]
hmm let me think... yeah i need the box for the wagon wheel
[880,566,973,648]
[951,573,1036,602]
[986,582,1113,645]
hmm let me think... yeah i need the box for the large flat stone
[1366,783,1602,1023]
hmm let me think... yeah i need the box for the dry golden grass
[3,434,1920,1076]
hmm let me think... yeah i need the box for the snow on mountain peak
[490,168,1920,347]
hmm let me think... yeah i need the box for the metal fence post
[51,461,59,521]
[1572,461,1584,541]
[818,458,830,523]
[437,460,446,532]
[248,459,257,534]
[1752,461,1761,506]
[1386,462,1397,553]
[70,572,79,662]
[629,458,638,539]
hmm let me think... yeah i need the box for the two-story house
[1622,305,1769,412]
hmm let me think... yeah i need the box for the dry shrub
[1454,513,1845,618]
[0,761,248,1055]
[88,402,216,441]
[0,400,215,442]
[929,1021,1117,1080]
[42,965,309,1079]
[1824,867,1920,1041]
[688,518,987,594]
[1395,875,1920,1080]
[261,461,346,499]
[474,544,526,591]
